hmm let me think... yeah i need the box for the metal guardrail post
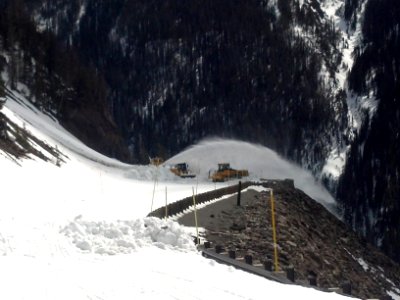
[286,266,295,282]
[342,280,352,295]
[308,271,317,286]
[215,245,224,254]
[244,255,253,265]
[237,181,242,206]
[264,259,273,271]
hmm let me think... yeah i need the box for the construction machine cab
[175,163,189,172]
[218,163,231,171]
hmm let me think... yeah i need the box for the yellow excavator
[209,163,249,182]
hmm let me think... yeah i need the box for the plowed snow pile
[62,217,196,254]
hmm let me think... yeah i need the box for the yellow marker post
[195,176,199,196]
[150,166,158,212]
[195,165,200,196]
[165,186,168,219]
[270,189,279,272]
[192,187,199,245]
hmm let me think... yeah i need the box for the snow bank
[124,164,180,182]
[62,216,196,255]
[0,234,7,256]
[167,138,338,215]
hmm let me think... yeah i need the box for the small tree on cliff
[0,87,7,139]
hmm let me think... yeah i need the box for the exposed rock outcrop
[178,181,400,299]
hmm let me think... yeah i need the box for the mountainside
[1,0,400,265]
[0,0,129,160]
[25,0,348,170]
[337,0,400,262]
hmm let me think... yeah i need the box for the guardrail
[200,242,355,297]
[147,181,254,218]
[147,179,295,219]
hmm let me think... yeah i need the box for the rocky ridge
[177,181,400,299]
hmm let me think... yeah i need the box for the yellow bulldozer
[170,163,196,178]
[209,163,249,182]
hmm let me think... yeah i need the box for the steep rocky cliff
[25,0,348,170]
[337,0,400,262]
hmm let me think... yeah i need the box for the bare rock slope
[178,181,400,299]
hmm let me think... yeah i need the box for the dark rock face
[178,183,400,299]
[337,0,400,263]
[25,0,347,168]
[0,112,66,164]
[0,1,130,161]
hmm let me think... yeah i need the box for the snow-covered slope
[0,91,352,299]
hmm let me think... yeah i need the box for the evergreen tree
[0,0,130,160]
[0,78,5,98]
[0,84,6,139]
